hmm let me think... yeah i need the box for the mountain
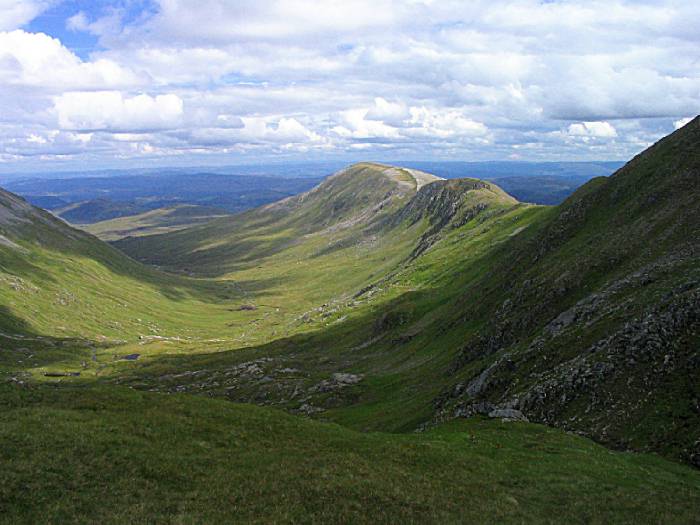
[1,123,699,521]
[399,160,624,204]
[432,116,700,462]
[54,198,150,224]
[114,162,515,275]
[113,122,700,465]
[10,171,323,216]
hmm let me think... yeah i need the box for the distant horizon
[0,158,626,180]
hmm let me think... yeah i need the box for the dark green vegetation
[1,122,699,521]
[2,385,699,524]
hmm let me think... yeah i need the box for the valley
[1,122,699,522]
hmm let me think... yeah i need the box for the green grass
[2,384,699,524]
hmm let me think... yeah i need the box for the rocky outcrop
[122,359,366,416]
[435,275,700,465]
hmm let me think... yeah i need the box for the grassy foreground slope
[2,384,699,524]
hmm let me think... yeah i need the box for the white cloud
[567,121,618,138]
[140,0,398,43]
[55,92,184,132]
[333,108,401,140]
[239,117,323,144]
[1,1,700,166]
[673,117,693,130]
[66,11,89,32]
[407,107,489,139]
[0,0,51,30]
[365,98,410,126]
[0,30,144,89]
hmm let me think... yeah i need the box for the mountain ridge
[114,162,515,276]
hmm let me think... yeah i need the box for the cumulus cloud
[0,30,143,88]
[407,107,489,139]
[238,117,323,144]
[567,121,618,139]
[332,109,401,140]
[55,92,184,132]
[365,98,410,127]
[0,0,51,31]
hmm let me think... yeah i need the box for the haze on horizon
[0,0,698,173]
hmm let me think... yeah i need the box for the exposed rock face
[436,265,699,464]
[310,373,364,393]
[488,408,528,422]
[383,178,518,260]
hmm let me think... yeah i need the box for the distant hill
[54,199,150,224]
[480,174,592,204]
[9,162,623,214]
[400,160,623,179]
[114,162,516,276]
[400,160,623,204]
[9,172,323,219]
[85,204,232,241]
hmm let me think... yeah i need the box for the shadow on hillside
[94,283,477,427]
[0,305,33,334]
[0,305,126,373]
[114,228,301,278]
[0,232,236,304]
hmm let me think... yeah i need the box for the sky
[0,0,698,172]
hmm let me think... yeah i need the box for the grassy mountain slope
[2,384,699,524]
[110,122,700,465]
[0,186,242,345]
[0,162,525,380]
[1,125,699,521]
[430,116,700,464]
[115,163,444,275]
[84,204,231,241]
